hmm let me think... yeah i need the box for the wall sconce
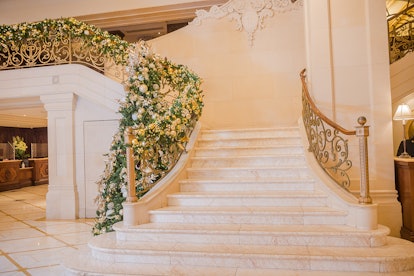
[393,103,414,158]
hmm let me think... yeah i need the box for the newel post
[355,116,372,204]
[122,127,139,226]
[124,127,137,203]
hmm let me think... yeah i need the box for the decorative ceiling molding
[76,0,228,29]
[191,0,303,45]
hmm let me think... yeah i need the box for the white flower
[106,209,114,218]
[132,113,138,121]
[139,84,148,93]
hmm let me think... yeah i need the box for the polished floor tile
[0,185,93,275]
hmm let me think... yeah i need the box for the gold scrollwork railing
[388,4,414,64]
[0,18,127,82]
[300,69,372,204]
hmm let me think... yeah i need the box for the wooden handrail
[300,69,356,135]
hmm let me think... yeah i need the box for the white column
[41,93,78,219]
[304,0,402,236]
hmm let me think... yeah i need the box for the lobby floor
[1,185,414,276]
[0,185,93,275]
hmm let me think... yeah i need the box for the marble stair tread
[114,222,390,247]
[87,233,414,273]
[116,222,388,235]
[186,166,311,179]
[196,137,302,147]
[194,145,305,156]
[190,155,306,167]
[167,190,326,197]
[149,205,345,214]
[64,254,414,276]
[179,178,316,192]
[200,127,300,139]
[166,191,328,207]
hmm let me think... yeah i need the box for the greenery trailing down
[0,18,203,235]
[0,17,130,65]
[92,41,204,235]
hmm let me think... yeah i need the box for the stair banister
[124,127,137,203]
[300,69,372,204]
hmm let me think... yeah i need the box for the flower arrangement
[12,136,29,160]
[0,17,203,236]
[0,17,130,65]
[92,42,203,235]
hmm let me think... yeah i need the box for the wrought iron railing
[0,18,128,81]
[388,4,414,64]
[300,69,371,204]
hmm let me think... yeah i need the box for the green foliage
[0,17,203,236]
[92,42,203,235]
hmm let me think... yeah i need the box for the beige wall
[151,7,306,129]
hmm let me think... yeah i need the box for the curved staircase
[64,127,414,275]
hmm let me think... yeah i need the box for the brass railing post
[124,127,137,203]
[355,116,372,204]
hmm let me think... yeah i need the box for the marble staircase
[64,127,414,275]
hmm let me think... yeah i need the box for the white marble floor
[2,185,414,276]
[0,185,93,275]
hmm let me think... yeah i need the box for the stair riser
[149,213,346,225]
[89,249,394,272]
[187,168,311,180]
[116,231,380,248]
[180,182,315,192]
[191,156,306,168]
[167,196,327,207]
[194,147,304,157]
[201,129,300,140]
[197,137,302,148]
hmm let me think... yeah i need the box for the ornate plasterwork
[191,0,302,45]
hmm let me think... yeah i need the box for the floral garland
[0,17,130,65]
[0,18,203,235]
[92,42,203,235]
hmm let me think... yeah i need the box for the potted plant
[12,136,29,167]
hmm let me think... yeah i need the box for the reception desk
[394,157,414,242]
[29,158,49,185]
[0,158,48,191]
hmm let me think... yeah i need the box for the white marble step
[194,145,304,157]
[149,206,347,225]
[190,154,306,168]
[114,223,390,248]
[167,191,327,207]
[65,255,414,276]
[186,166,311,179]
[179,179,316,192]
[200,127,300,140]
[197,136,302,147]
[82,233,414,273]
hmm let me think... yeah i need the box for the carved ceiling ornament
[191,0,302,46]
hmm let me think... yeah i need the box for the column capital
[40,92,77,111]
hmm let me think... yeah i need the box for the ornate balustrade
[0,18,203,235]
[300,69,371,204]
[388,4,414,64]
[0,18,128,82]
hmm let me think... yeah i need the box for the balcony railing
[0,18,128,81]
[388,4,414,64]
[300,69,371,204]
